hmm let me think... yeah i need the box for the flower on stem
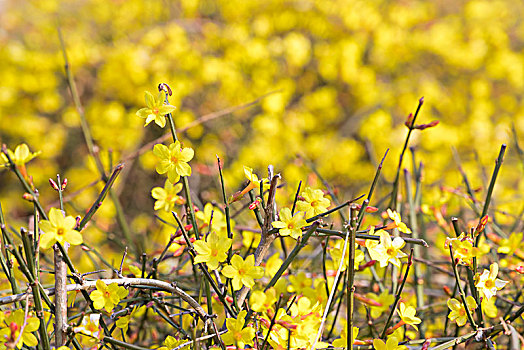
[229,166,270,203]
[475,262,509,300]
[1,143,41,168]
[136,91,176,128]
[39,207,83,249]
[366,290,395,318]
[447,296,477,327]
[386,209,411,234]
[366,230,407,268]
[397,302,421,331]
[153,141,194,183]
[296,187,330,219]
[151,180,184,212]
[193,231,232,270]
[250,288,277,313]
[445,233,479,267]
[90,280,129,312]
[0,309,40,349]
[373,337,407,350]
[195,203,231,235]
[222,310,256,348]
[221,254,264,290]
[332,325,359,347]
[157,336,189,350]
[73,313,101,347]
[271,207,307,239]
[329,239,365,271]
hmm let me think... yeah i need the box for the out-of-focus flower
[221,254,264,290]
[153,141,194,183]
[397,303,421,331]
[136,91,176,128]
[151,180,184,212]
[373,337,407,350]
[39,208,83,249]
[330,240,365,271]
[497,232,523,255]
[193,231,232,270]
[332,325,359,347]
[157,336,189,350]
[90,280,129,312]
[447,296,477,327]
[0,310,39,349]
[366,290,395,318]
[475,262,509,300]
[296,187,331,219]
[272,207,307,239]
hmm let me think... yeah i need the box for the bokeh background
[1,0,523,261]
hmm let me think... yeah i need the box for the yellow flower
[39,208,83,250]
[193,231,232,270]
[367,230,407,268]
[151,180,184,212]
[90,280,129,312]
[449,234,479,266]
[136,91,176,128]
[195,203,230,235]
[157,335,189,350]
[265,252,283,278]
[271,207,307,239]
[366,290,395,318]
[222,254,264,290]
[1,143,41,167]
[373,337,407,350]
[475,262,509,300]
[222,310,256,348]
[397,302,421,331]
[153,141,194,183]
[296,187,330,219]
[497,232,523,255]
[243,166,270,189]
[250,288,277,313]
[330,239,365,271]
[387,209,412,234]
[447,296,477,327]
[0,309,40,349]
[73,313,100,340]
[332,325,359,347]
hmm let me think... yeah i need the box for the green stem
[448,246,477,330]
[380,249,414,339]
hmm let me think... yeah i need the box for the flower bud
[22,193,34,202]
[49,178,59,191]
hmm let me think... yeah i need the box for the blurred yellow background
[1,0,523,259]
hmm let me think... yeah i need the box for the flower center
[287,223,295,229]
[485,280,495,289]
[104,291,111,298]
[170,155,179,163]
[386,247,396,256]
[152,107,160,115]
[57,227,65,236]
[311,200,318,207]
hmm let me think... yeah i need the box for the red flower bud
[22,193,34,201]
[49,178,59,191]
[61,178,68,190]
